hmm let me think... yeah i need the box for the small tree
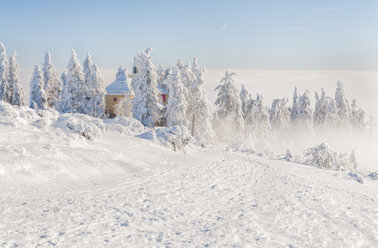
[29,65,48,110]
[304,143,358,171]
[9,53,25,106]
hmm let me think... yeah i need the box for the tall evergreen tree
[60,49,85,113]
[131,48,160,127]
[290,87,299,121]
[214,71,244,131]
[245,94,270,133]
[335,81,351,127]
[29,65,48,110]
[42,52,61,109]
[269,98,290,131]
[165,66,188,127]
[190,58,216,144]
[0,42,11,103]
[86,64,106,118]
[239,84,249,118]
[9,53,25,106]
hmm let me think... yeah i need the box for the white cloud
[219,22,229,31]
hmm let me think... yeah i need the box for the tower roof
[106,67,133,95]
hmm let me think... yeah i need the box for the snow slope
[0,103,378,247]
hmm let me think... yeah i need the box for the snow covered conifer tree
[313,89,326,127]
[245,94,270,134]
[290,87,299,121]
[214,71,244,132]
[269,98,290,132]
[239,84,249,118]
[29,65,48,110]
[177,62,195,129]
[313,88,339,129]
[82,53,96,115]
[335,81,351,128]
[190,58,216,144]
[42,52,61,109]
[323,97,338,128]
[9,53,25,106]
[296,90,313,130]
[131,48,160,127]
[0,42,11,103]
[86,64,106,118]
[350,99,366,131]
[165,66,188,127]
[291,89,313,130]
[60,49,86,114]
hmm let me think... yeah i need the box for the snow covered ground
[1,103,377,247]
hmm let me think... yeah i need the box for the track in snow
[1,147,377,247]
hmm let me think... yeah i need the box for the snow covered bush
[137,125,195,151]
[104,116,147,136]
[55,114,105,140]
[155,125,195,151]
[303,143,357,171]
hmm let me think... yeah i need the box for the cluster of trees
[0,42,26,106]
[124,48,216,144]
[213,71,367,143]
[0,42,369,148]
[0,43,106,118]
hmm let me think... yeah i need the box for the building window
[133,66,138,74]
[113,97,117,102]
[162,94,166,103]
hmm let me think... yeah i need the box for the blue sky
[0,0,377,70]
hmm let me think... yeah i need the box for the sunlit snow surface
[0,103,377,247]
